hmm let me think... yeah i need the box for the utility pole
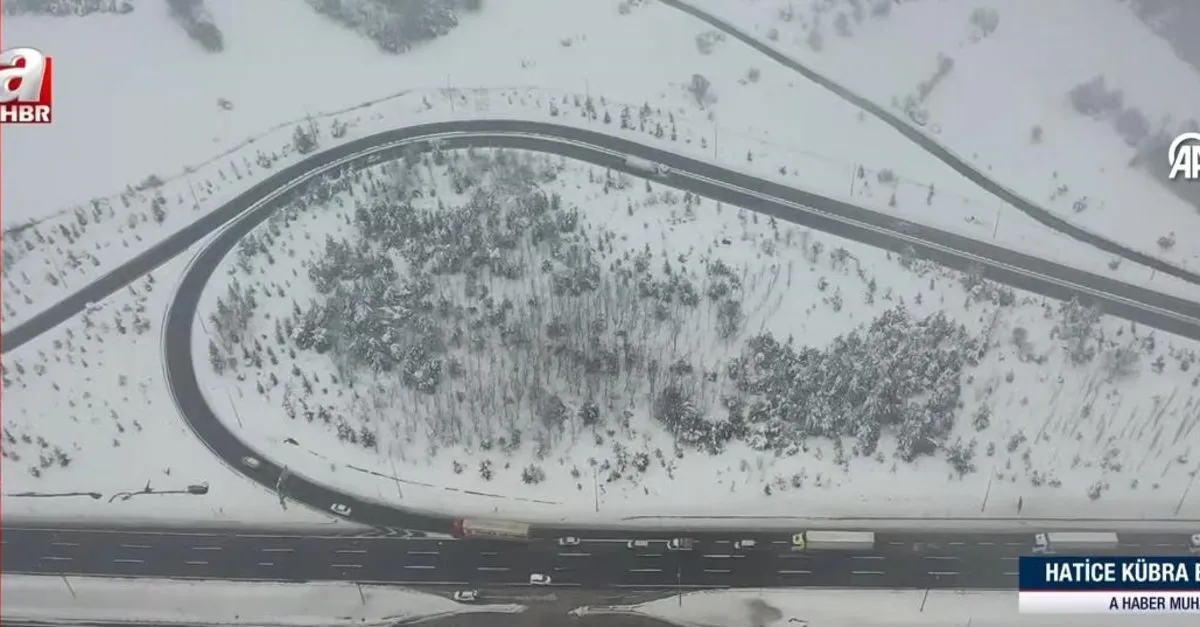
[676,564,682,606]
[592,467,599,512]
[992,204,1001,239]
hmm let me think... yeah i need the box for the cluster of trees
[2,0,131,16]
[306,0,479,54]
[166,0,223,52]
[210,145,1025,484]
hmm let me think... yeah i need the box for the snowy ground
[6,0,1199,333]
[2,574,525,625]
[0,241,353,527]
[680,0,1200,271]
[194,146,1200,527]
[569,588,1195,627]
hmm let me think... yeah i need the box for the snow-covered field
[569,588,1195,627]
[5,0,1200,530]
[680,0,1200,271]
[0,242,355,526]
[2,574,525,625]
[6,0,1199,332]
[192,145,1200,526]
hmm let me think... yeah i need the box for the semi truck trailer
[791,530,876,551]
[1032,531,1119,554]
[624,156,670,176]
[450,518,531,540]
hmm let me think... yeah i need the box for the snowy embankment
[191,145,1200,530]
[569,588,1191,627]
[1,574,525,625]
[677,0,1200,273]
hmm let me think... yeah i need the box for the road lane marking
[335,549,367,555]
[257,562,275,567]
[1003,572,1018,576]
[702,554,735,559]
[778,570,811,574]
[478,566,509,572]
[404,565,436,570]
[50,542,77,548]
[929,571,960,576]
[703,569,731,574]
[261,548,293,553]
[629,568,663,573]
[978,542,995,546]
[615,584,728,589]
[925,556,959,560]
[852,555,885,560]
[640,553,663,558]
[113,559,143,564]
[481,552,498,556]
[41,556,71,561]
[192,546,222,551]
[1000,556,1018,561]
[120,544,152,550]
[851,571,884,575]
[949,542,965,546]
[407,551,438,556]
[332,564,362,569]
[558,552,591,557]
[185,560,207,566]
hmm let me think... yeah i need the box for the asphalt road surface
[658,0,1200,287]
[4,526,1196,590]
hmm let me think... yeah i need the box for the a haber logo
[0,47,53,124]
[1168,131,1200,181]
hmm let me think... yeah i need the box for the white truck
[451,518,531,541]
[791,530,876,551]
[624,155,670,177]
[1032,532,1119,554]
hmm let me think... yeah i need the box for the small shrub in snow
[1068,76,1124,119]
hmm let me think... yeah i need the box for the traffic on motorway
[5,526,1198,592]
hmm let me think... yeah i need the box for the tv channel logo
[1168,132,1200,181]
[0,47,53,124]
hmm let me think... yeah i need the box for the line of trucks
[451,519,1200,554]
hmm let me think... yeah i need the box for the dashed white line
[257,562,275,567]
[113,559,143,564]
[335,549,367,555]
[50,542,77,548]
[332,564,362,569]
[192,546,222,551]
[778,570,811,575]
[852,555,885,560]
[1003,572,1018,576]
[703,569,732,574]
[477,566,509,572]
[558,552,591,557]
[404,565,436,570]
[851,570,884,575]
[702,554,733,559]
[185,560,208,566]
[925,556,959,561]
[261,548,293,553]
[41,556,71,562]
[629,568,663,573]
[929,571,960,576]
[1000,556,1018,561]
[407,551,438,556]
[119,544,151,550]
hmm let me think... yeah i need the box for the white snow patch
[1,574,525,625]
[570,588,1195,627]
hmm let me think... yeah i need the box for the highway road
[658,0,1200,287]
[4,526,1196,590]
[4,120,1200,589]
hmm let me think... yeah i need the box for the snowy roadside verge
[1,574,526,626]
[569,588,1185,627]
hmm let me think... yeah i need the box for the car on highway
[792,533,806,548]
[241,456,260,469]
[667,538,694,551]
[733,539,756,550]
[557,536,581,547]
[627,539,650,549]
[329,503,352,517]
[452,590,479,602]
[1190,533,1200,554]
[529,573,551,585]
